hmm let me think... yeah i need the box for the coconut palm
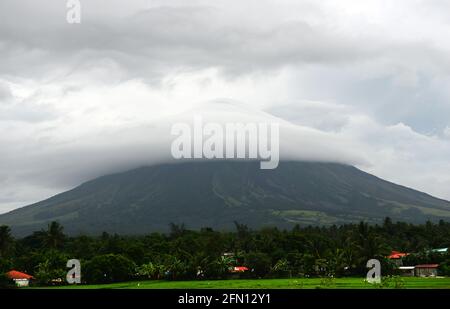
[0,225,13,258]
[44,221,65,249]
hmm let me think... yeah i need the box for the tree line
[1,218,450,286]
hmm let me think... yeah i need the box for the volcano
[1,161,450,236]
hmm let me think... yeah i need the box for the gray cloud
[0,82,12,102]
[0,4,375,81]
[1,0,450,212]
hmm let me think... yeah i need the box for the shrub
[33,250,69,286]
[0,273,15,289]
[35,259,66,286]
[243,252,272,278]
[439,260,450,276]
[83,254,136,284]
[137,262,165,280]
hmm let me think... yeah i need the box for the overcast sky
[1,0,450,213]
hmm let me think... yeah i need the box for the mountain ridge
[1,161,450,236]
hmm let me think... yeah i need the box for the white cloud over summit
[1,0,450,212]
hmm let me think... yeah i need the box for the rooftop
[415,264,439,269]
[387,251,409,259]
[6,270,34,280]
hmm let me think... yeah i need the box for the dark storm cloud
[0,4,377,80]
[1,0,449,132]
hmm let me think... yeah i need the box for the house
[230,266,249,273]
[398,266,415,277]
[228,266,249,279]
[414,264,439,277]
[387,251,409,266]
[388,251,409,259]
[431,248,448,254]
[6,270,34,287]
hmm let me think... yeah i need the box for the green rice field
[41,277,450,289]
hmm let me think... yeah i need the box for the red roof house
[6,270,34,287]
[387,251,409,259]
[415,264,439,268]
[415,264,439,277]
[230,266,249,273]
[6,270,34,280]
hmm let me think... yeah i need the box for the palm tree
[44,221,65,249]
[0,225,13,258]
[216,255,234,275]
[329,248,357,276]
[355,222,388,269]
[163,256,188,280]
[138,262,165,279]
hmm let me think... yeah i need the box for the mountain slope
[1,161,450,236]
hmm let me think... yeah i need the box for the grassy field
[43,277,450,289]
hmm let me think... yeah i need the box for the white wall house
[6,270,34,287]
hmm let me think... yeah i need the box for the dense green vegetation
[1,218,450,288]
